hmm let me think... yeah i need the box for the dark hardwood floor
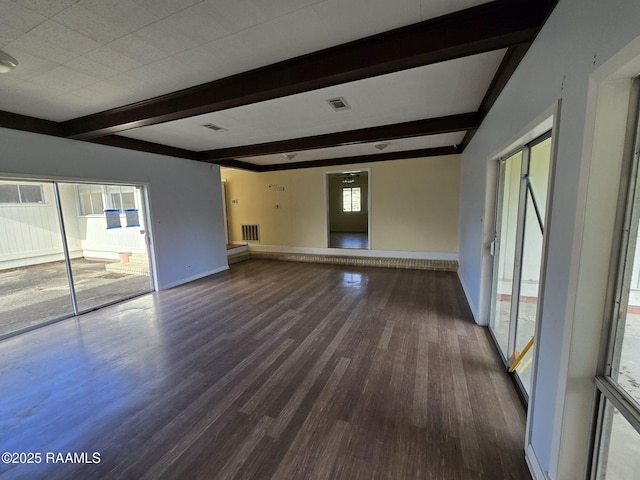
[329,232,369,249]
[0,259,530,480]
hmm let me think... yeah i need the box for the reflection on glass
[58,183,152,313]
[491,152,522,356]
[596,400,640,479]
[0,180,73,336]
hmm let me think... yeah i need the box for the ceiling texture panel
[0,0,558,171]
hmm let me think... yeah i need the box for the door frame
[324,168,371,249]
[0,174,157,339]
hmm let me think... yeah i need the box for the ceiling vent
[326,97,350,111]
[202,123,228,132]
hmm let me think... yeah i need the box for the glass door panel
[0,180,73,337]
[528,137,552,224]
[516,194,544,393]
[58,183,152,313]
[491,152,523,357]
[490,133,552,399]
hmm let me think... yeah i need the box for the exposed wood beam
[214,159,264,172]
[60,0,550,140]
[460,0,559,150]
[259,146,460,172]
[0,111,61,137]
[197,113,479,162]
[87,136,197,160]
[460,43,533,150]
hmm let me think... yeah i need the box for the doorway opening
[326,170,370,249]
[0,179,155,339]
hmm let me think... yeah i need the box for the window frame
[0,183,45,205]
[342,186,362,213]
[76,184,137,216]
[591,79,640,478]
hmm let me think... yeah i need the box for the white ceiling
[120,50,504,152]
[244,132,466,166]
[0,0,499,167]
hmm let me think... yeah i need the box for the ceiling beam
[0,111,61,137]
[214,159,265,171]
[460,43,533,150]
[259,146,460,172]
[197,113,479,162]
[87,136,197,160]
[460,0,559,150]
[60,0,551,140]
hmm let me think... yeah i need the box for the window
[77,185,105,215]
[77,185,136,215]
[592,92,640,478]
[106,185,136,212]
[342,187,361,212]
[0,184,44,204]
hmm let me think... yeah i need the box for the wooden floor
[329,232,369,249]
[0,259,530,480]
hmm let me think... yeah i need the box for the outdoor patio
[0,259,151,338]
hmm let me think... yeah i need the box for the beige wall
[222,154,460,254]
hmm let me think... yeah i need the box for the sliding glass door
[0,179,153,339]
[58,183,152,313]
[489,133,552,397]
[0,180,74,336]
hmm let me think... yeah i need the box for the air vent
[202,123,228,132]
[326,97,350,111]
[242,224,260,242]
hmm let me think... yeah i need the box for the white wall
[0,128,228,290]
[458,0,640,478]
[0,182,69,267]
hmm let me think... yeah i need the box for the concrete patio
[0,258,152,338]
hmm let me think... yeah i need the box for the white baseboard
[158,265,229,290]
[247,244,458,262]
[526,443,550,480]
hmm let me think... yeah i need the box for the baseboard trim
[158,265,229,290]
[457,273,480,324]
[248,244,457,261]
[243,245,458,271]
[526,443,550,480]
